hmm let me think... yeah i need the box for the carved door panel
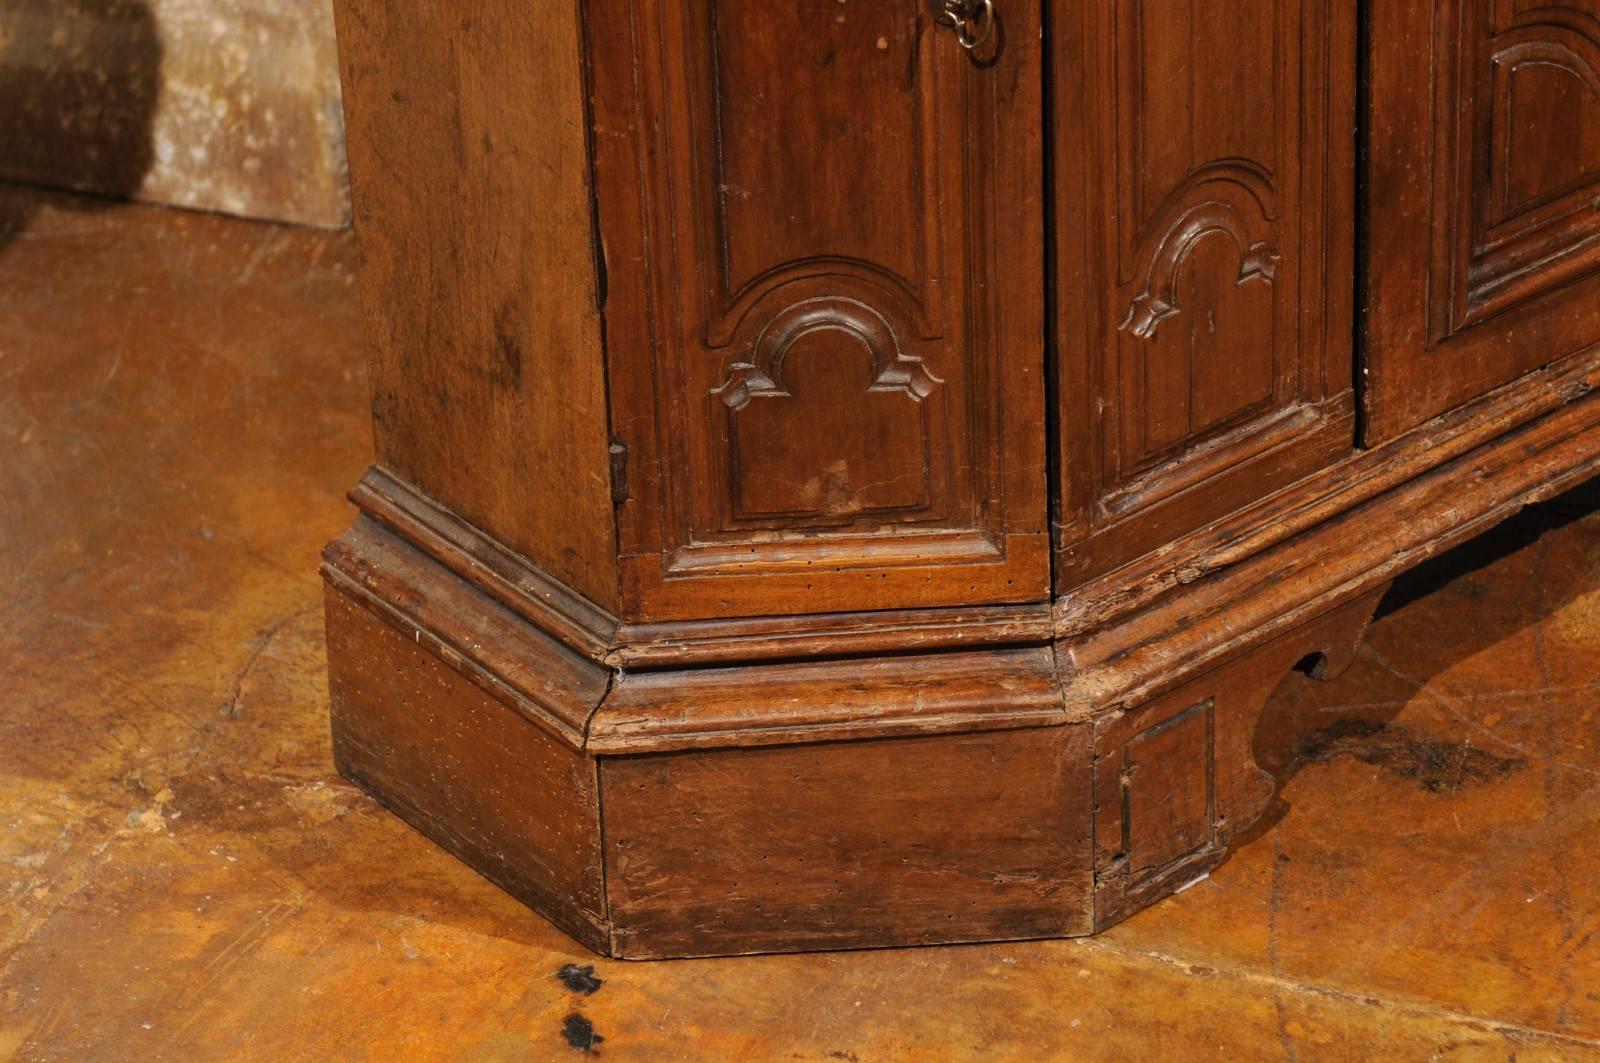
[589,0,1049,621]
[1365,0,1600,443]
[1051,0,1358,589]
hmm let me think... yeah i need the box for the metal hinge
[608,440,630,505]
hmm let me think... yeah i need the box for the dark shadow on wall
[0,0,162,252]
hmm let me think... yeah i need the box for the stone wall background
[1,0,349,229]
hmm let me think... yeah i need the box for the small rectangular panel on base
[1089,591,1387,929]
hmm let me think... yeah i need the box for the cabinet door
[1052,0,1358,589]
[589,0,1049,621]
[1365,0,1600,443]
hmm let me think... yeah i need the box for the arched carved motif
[706,258,940,350]
[1434,17,1600,333]
[1118,163,1280,341]
[1491,26,1600,217]
[713,297,942,410]
[1497,37,1600,98]
[688,0,948,348]
[1119,202,1280,340]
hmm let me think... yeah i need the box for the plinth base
[324,517,1377,958]
[324,374,1600,958]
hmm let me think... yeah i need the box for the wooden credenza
[322,0,1600,957]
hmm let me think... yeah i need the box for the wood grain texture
[322,517,609,747]
[318,368,1600,957]
[1091,591,1386,929]
[325,585,610,953]
[1060,383,1600,718]
[608,601,1052,669]
[1051,0,1357,591]
[589,645,1063,753]
[1054,352,1600,640]
[349,466,620,662]
[1364,0,1600,441]
[315,0,1600,961]
[601,725,1094,959]
[586,0,1049,621]
[18,186,1600,1055]
[331,0,619,608]
[340,348,1600,676]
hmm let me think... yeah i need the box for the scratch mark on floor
[1082,937,1600,1052]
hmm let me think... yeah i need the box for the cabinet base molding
[323,383,1600,957]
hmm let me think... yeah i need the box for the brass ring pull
[933,0,995,51]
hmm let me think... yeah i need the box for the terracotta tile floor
[3,185,1599,1060]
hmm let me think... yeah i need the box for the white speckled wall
[0,0,349,228]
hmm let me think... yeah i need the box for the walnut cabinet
[322,0,1600,957]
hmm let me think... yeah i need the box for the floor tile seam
[1080,938,1600,1049]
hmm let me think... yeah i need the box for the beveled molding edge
[321,519,1068,754]
[350,465,1056,671]
[334,348,1600,755]
[321,518,609,749]
[326,366,1600,756]
[1056,349,1600,638]
[351,348,1600,678]
[588,644,1065,754]
[608,605,1053,669]
[349,467,621,661]
[1060,377,1600,720]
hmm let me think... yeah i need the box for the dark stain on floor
[1296,719,1524,793]
[5,186,1600,1059]
[557,963,604,995]
[563,1013,605,1053]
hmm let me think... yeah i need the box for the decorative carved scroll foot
[1090,587,1390,930]
[1302,584,1390,682]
